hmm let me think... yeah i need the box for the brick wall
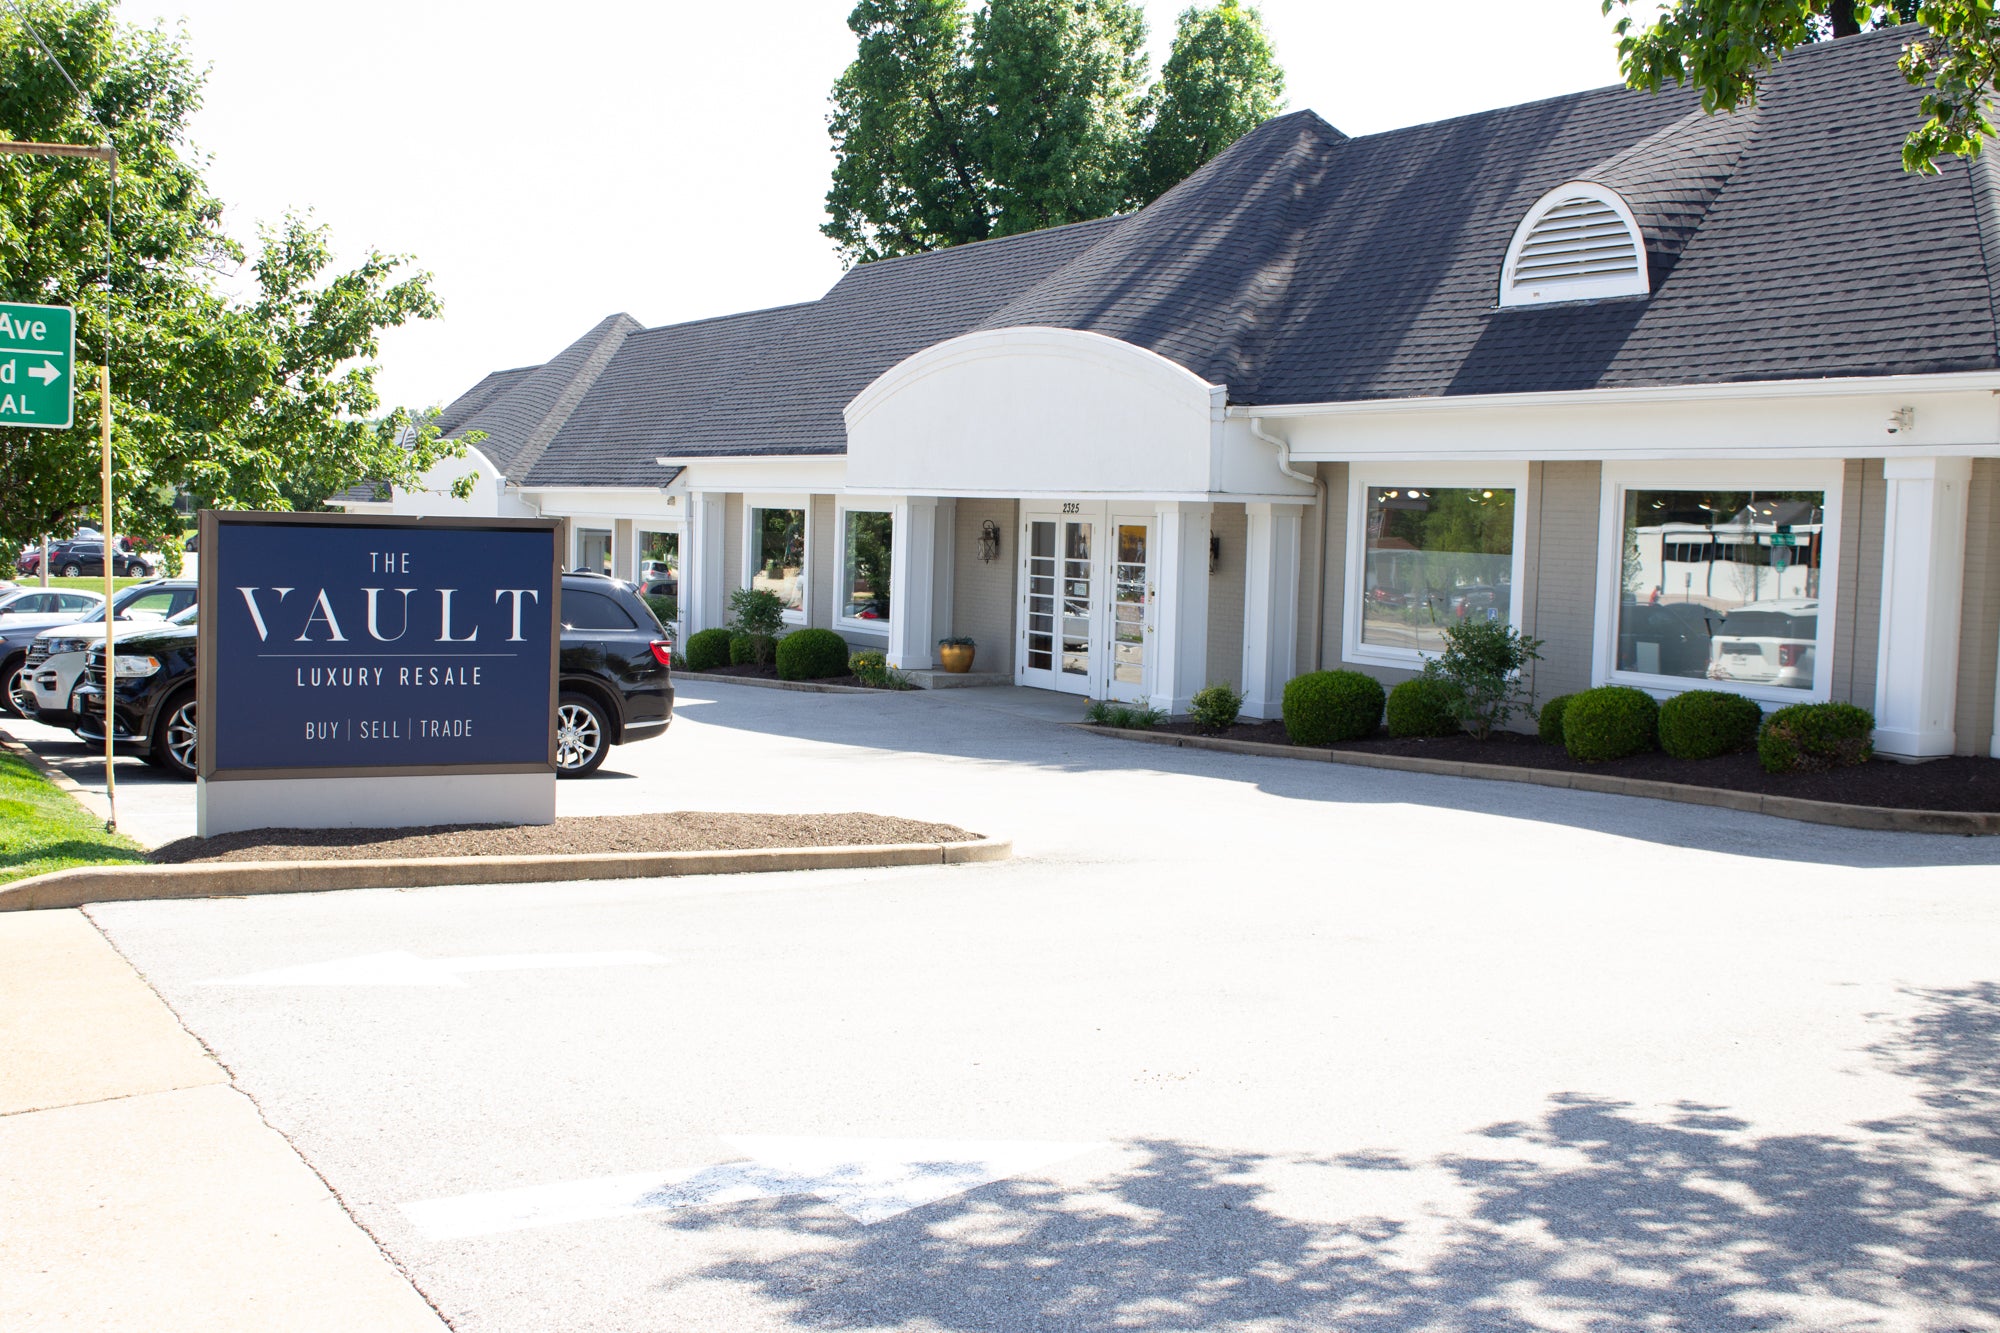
[952,499,1017,674]
[810,494,837,629]
[722,493,743,594]
[1955,458,2000,755]
[1206,503,1246,690]
[1831,459,1884,712]
[1522,461,1602,706]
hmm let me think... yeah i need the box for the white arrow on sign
[198,950,666,988]
[27,360,59,386]
[402,1136,1106,1239]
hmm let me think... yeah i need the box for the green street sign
[1769,531,1797,546]
[0,302,75,430]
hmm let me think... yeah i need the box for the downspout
[1250,416,1329,671]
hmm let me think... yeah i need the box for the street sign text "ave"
[0,302,75,430]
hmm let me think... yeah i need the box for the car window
[62,594,97,610]
[119,591,178,620]
[561,589,637,631]
[169,605,199,625]
[9,593,51,613]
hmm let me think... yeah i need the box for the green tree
[0,0,465,557]
[1132,1,1286,206]
[822,0,989,264]
[1600,1,1997,172]
[969,0,1149,237]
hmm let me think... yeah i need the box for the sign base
[197,772,556,839]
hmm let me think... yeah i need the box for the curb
[1076,725,1999,837]
[0,836,1013,911]
[673,671,887,695]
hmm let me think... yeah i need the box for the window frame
[741,494,811,626]
[573,525,614,576]
[834,502,893,637]
[1592,460,1844,706]
[1343,461,1530,670]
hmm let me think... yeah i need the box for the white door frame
[1017,501,1156,701]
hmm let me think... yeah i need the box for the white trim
[1229,371,2000,420]
[741,495,812,626]
[834,501,894,637]
[1500,181,1649,307]
[1591,459,1844,706]
[1343,462,1530,671]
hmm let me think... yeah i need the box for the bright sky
[112,0,1631,412]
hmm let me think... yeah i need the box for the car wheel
[60,563,82,577]
[151,689,198,780]
[1,656,34,719]
[554,692,609,777]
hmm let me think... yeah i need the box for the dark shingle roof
[440,28,1997,487]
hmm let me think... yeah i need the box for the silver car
[1707,598,1818,691]
[26,582,197,725]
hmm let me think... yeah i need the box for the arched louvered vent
[1500,182,1649,307]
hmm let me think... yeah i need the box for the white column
[1874,457,1972,758]
[1151,501,1212,714]
[685,491,728,635]
[888,496,940,671]
[1240,502,1303,720]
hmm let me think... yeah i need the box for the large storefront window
[1617,489,1825,692]
[576,528,612,576]
[840,509,893,626]
[1359,485,1516,655]
[749,507,806,618]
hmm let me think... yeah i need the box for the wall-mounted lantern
[1209,533,1221,574]
[978,519,1002,563]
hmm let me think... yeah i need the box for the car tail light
[649,640,673,670]
[1778,644,1805,667]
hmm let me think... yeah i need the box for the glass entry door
[1018,506,1153,700]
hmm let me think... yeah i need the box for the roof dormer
[1500,182,1648,307]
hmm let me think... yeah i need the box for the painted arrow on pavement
[199,950,666,988]
[402,1136,1106,1239]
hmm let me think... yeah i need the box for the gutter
[1250,416,1328,671]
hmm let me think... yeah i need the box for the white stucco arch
[844,326,1231,498]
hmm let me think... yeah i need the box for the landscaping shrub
[1537,693,1573,746]
[1757,702,1874,774]
[727,587,785,666]
[643,594,677,626]
[1562,686,1659,762]
[1658,690,1763,761]
[1282,670,1384,746]
[1084,700,1166,729]
[682,628,731,673]
[728,632,758,666]
[1421,618,1543,740]
[776,628,852,681]
[1386,678,1460,738]
[1188,683,1243,732]
[850,648,888,684]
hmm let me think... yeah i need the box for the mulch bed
[682,663,897,689]
[151,812,976,864]
[1119,718,2000,813]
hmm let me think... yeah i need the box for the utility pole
[1,139,119,830]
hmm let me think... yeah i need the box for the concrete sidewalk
[0,909,445,1332]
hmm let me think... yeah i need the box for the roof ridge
[503,313,642,481]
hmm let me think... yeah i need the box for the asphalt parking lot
[23,682,2000,1331]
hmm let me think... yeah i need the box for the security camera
[1886,407,1915,434]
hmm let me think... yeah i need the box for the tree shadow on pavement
[661,987,2000,1331]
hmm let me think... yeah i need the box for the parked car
[2,580,195,718]
[72,572,674,779]
[0,587,101,622]
[30,586,198,727]
[44,538,155,578]
[1707,598,1819,690]
[1617,600,1722,680]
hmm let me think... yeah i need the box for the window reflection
[750,508,806,615]
[1618,489,1824,691]
[1360,487,1515,654]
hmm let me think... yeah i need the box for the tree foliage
[1132,0,1285,204]
[0,0,467,555]
[823,0,1287,263]
[1601,0,1996,172]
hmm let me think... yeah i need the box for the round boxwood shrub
[1537,693,1574,746]
[1386,677,1459,738]
[728,632,758,666]
[1282,670,1385,746]
[1757,702,1874,774]
[1189,682,1244,732]
[1658,690,1763,761]
[776,628,853,681]
[682,627,731,673]
[1562,686,1659,762]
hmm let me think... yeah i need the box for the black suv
[72,572,673,779]
[47,539,154,578]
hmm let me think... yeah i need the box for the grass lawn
[0,749,147,885]
[30,576,160,594]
